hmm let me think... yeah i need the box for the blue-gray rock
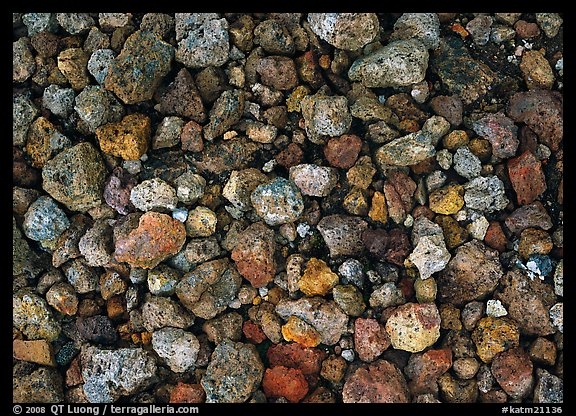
[23,196,70,250]
[453,146,482,179]
[176,17,229,68]
[464,175,508,213]
[301,92,351,144]
[62,258,98,294]
[87,49,116,85]
[250,177,304,226]
[74,85,124,133]
[13,94,38,146]
[147,264,181,296]
[391,13,441,50]
[201,340,264,403]
[22,13,58,36]
[56,13,95,35]
[151,327,200,372]
[43,85,75,118]
[533,369,563,403]
[307,13,379,51]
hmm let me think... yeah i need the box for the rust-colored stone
[263,366,309,403]
[96,113,151,160]
[324,134,363,169]
[169,382,206,404]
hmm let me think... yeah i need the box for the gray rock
[13,94,38,146]
[223,168,268,211]
[202,312,244,343]
[81,345,158,403]
[289,164,339,197]
[348,39,429,88]
[43,85,75,118]
[22,13,58,36]
[13,289,61,341]
[56,13,94,35]
[130,178,178,212]
[535,13,563,38]
[183,237,222,265]
[175,171,206,205]
[369,282,405,309]
[375,132,435,168]
[338,258,365,289]
[464,175,509,213]
[23,196,70,250]
[98,13,131,31]
[13,38,36,82]
[152,327,200,373]
[176,258,242,320]
[141,294,195,332]
[453,147,482,180]
[74,85,124,132]
[77,315,118,345]
[533,368,563,403]
[175,13,220,41]
[250,177,304,226]
[13,367,64,403]
[436,149,453,170]
[276,297,349,345]
[391,13,441,50]
[201,340,264,403]
[62,258,98,294]
[253,19,295,55]
[549,303,563,333]
[42,142,108,212]
[203,89,245,140]
[408,216,451,279]
[147,264,180,296]
[466,15,493,46]
[307,13,379,50]
[176,17,230,68]
[317,214,367,257]
[426,170,447,192]
[421,115,451,146]
[13,218,47,279]
[554,259,563,297]
[78,220,114,267]
[504,201,553,236]
[301,92,352,143]
[84,27,110,54]
[152,116,185,149]
[87,49,115,85]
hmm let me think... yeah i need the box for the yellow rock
[343,187,369,216]
[281,316,321,347]
[369,191,388,224]
[472,317,520,363]
[185,206,217,237]
[298,258,339,296]
[96,113,151,160]
[286,85,310,113]
[439,304,463,330]
[347,156,376,189]
[429,185,465,215]
[442,130,469,150]
[13,339,56,366]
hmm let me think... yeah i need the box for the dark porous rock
[13,367,64,403]
[342,359,410,403]
[77,315,118,345]
[157,68,206,123]
[317,214,367,257]
[190,137,259,175]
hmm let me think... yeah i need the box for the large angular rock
[343,360,410,403]
[317,215,367,257]
[307,13,379,50]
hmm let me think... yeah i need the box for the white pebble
[486,299,507,317]
[341,349,355,362]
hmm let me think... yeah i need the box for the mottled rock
[349,39,429,88]
[231,222,276,288]
[354,318,390,362]
[281,316,321,347]
[46,282,78,315]
[507,150,547,206]
[307,13,379,50]
[81,345,158,403]
[203,89,245,141]
[409,216,451,279]
[185,206,217,237]
[256,56,298,90]
[13,367,64,403]
[472,317,520,363]
[533,369,563,403]
[438,240,503,305]
[369,282,405,309]
[13,94,39,146]
[25,117,71,168]
[13,38,37,82]
[203,312,243,344]
[77,315,118,345]
[453,147,481,179]
[429,184,465,215]
[267,342,326,387]
[324,134,363,169]
[301,92,351,143]
[263,366,308,403]
[289,164,339,197]
[404,349,452,394]
[438,372,478,403]
[152,327,199,372]
[248,301,283,344]
[317,214,367,257]
[391,13,441,49]
[472,112,518,159]
[251,177,304,226]
[375,132,435,167]
[87,48,115,84]
[466,15,493,45]
[169,382,206,404]
[74,85,124,133]
[176,258,242,319]
[62,259,98,294]
[201,340,264,403]
[42,84,75,118]
[22,13,58,37]
[504,201,552,235]
[141,294,194,332]
[175,17,229,69]
[103,167,137,215]
[298,258,339,297]
[332,284,365,316]
[491,347,533,399]
[385,302,441,353]
[535,13,563,38]
[13,290,61,341]
[520,50,555,90]
[42,142,107,212]
[23,196,70,250]
[97,113,151,160]
[430,94,463,127]
[464,175,508,213]
[57,48,90,90]
[342,360,410,403]
[114,212,186,269]
[223,168,267,211]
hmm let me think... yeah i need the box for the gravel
[12,12,564,405]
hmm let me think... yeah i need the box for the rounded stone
[23,196,70,249]
[185,206,217,237]
[152,327,200,373]
[342,360,410,403]
[385,302,441,353]
[281,316,322,348]
[472,317,520,363]
[491,347,534,399]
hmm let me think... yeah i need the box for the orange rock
[231,222,276,288]
[281,316,321,348]
[369,191,388,224]
[13,339,56,366]
[96,113,151,160]
[170,382,206,403]
[263,366,309,403]
[65,356,83,387]
[298,258,339,296]
[267,342,326,387]
[484,221,508,252]
[472,317,520,363]
[450,23,469,38]
[243,320,268,344]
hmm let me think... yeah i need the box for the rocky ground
[13,13,563,404]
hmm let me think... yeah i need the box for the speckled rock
[276,297,348,345]
[174,171,206,206]
[391,13,440,49]
[408,216,451,279]
[74,85,124,133]
[317,214,367,257]
[535,13,563,38]
[201,340,264,403]
[23,195,70,250]
[438,372,478,403]
[130,178,178,213]
[375,132,435,167]
[349,39,429,88]
[176,258,242,319]
[185,206,217,237]
[114,212,186,269]
[169,382,206,404]
[141,294,194,332]
[42,142,107,212]
[203,312,243,344]
[463,175,508,213]
[385,302,441,353]
[438,240,503,305]
[533,369,563,403]
[429,184,465,215]
[430,94,463,127]
[289,164,338,197]
[62,258,98,294]
[369,282,405,309]
[472,112,518,159]
[342,360,410,403]
[256,56,298,90]
[298,258,339,297]
[453,146,481,179]
[231,222,276,288]
[281,316,321,347]
[332,284,366,316]
[507,150,547,206]
[491,347,533,399]
[103,167,137,215]
[46,282,78,315]
[152,327,199,373]
[354,318,390,362]
[22,13,58,37]
[300,92,352,143]
[13,38,37,82]
[223,168,267,211]
[157,68,206,122]
[147,264,180,296]
[248,301,283,344]
[307,13,379,50]
[175,16,230,69]
[96,113,151,160]
[104,30,173,104]
[57,48,90,90]
[78,220,114,267]
[42,84,75,118]
[324,134,363,170]
[13,289,61,341]
[24,116,71,168]
[81,345,158,403]
[250,177,304,226]
[404,349,452,395]
[520,50,555,90]
[13,367,64,403]
[504,201,552,235]
[77,315,118,345]
[87,48,115,85]
[263,366,308,403]
[13,94,39,146]
[472,317,520,363]
[203,89,245,140]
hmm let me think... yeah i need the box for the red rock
[324,134,363,169]
[158,68,206,123]
[267,342,326,386]
[65,356,83,387]
[242,320,267,344]
[263,366,309,403]
[404,349,452,395]
[514,20,541,38]
[354,318,391,362]
[383,170,416,224]
[429,94,463,126]
[256,56,298,91]
[507,150,547,205]
[385,228,411,266]
[169,382,206,403]
[181,120,204,153]
[342,359,410,403]
[295,50,323,89]
[231,222,276,288]
[507,90,563,152]
[113,212,186,269]
[13,146,40,187]
[484,221,508,252]
[275,143,304,169]
[491,347,534,399]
